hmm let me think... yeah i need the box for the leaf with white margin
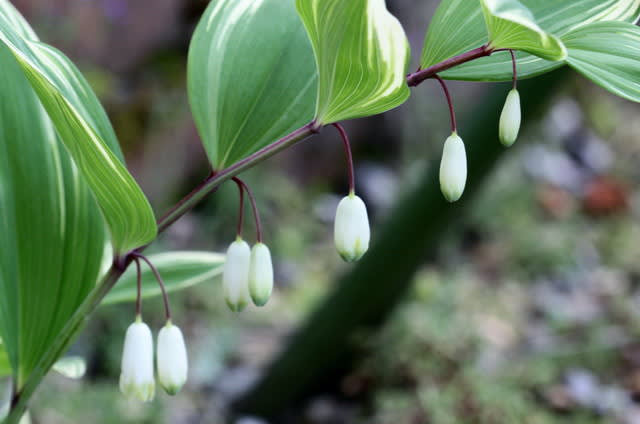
[0,0,156,253]
[480,0,566,61]
[296,0,410,124]
[420,0,640,81]
[563,21,640,103]
[102,252,225,305]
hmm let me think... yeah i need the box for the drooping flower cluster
[223,238,274,311]
[119,256,188,402]
[436,50,522,202]
[221,178,275,312]
[120,318,188,401]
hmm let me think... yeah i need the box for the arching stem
[235,178,245,238]
[510,49,518,89]
[332,123,356,194]
[434,75,457,133]
[232,177,263,243]
[131,253,172,321]
[134,257,142,317]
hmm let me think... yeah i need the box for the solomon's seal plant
[1,0,639,421]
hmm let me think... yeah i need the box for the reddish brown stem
[233,177,263,243]
[407,45,494,87]
[332,123,355,194]
[434,75,457,133]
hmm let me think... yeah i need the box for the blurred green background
[3,0,640,423]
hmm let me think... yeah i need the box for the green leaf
[563,21,640,103]
[0,0,156,253]
[0,339,10,378]
[296,0,410,124]
[0,27,107,388]
[102,252,225,305]
[188,0,317,170]
[480,0,566,61]
[52,356,86,380]
[421,0,640,81]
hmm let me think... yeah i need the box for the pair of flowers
[439,88,522,202]
[223,240,274,311]
[120,318,188,402]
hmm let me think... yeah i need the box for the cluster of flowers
[120,318,188,401]
[439,53,522,203]
[223,240,273,311]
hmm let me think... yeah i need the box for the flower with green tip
[334,194,370,262]
[157,321,188,395]
[439,132,467,202]
[499,89,521,147]
[222,238,251,312]
[249,243,273,307]
[119,319,155,402]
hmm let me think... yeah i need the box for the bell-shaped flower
[499,89,521,147]
[249,243,274,307]
[222,238,251,312]
[157,321,188,395]
[119,319,155,402]
[334,194,370,262]
[439,132,467,202]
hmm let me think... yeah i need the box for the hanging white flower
[439,132,467,202]
[222,238,251,312]
[157,322,188,395]
[499,89,521,147]
[249,243,274,307]
[334,194,370,262]
[119,319,155,402]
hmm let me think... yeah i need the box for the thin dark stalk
[234,178,245,238]
[332,123,355,194]
[233,177,263,243]
[510,50,518,89]
[434,75,457,133]
[134,258,142,317]
[156,122,319,233]
[132,253,172,321]
[406,45,493,87]
[156,172,218,234]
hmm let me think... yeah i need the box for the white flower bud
[222,238,251,312]
[157,322,188,395]
[439,132,467,202]
[249,243,274,307]
[119,320,155,402]
[499,89,521,147]
[334,194,370,262]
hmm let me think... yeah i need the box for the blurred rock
[565,369,600,409]
[214,367,259,402]
[523,145,585,193]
